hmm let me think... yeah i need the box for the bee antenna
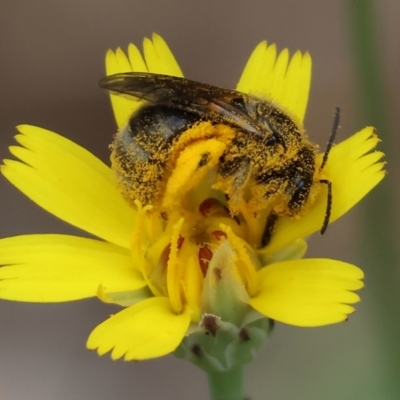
[318,179,332,235]
[319,106,340,171]
[318,107,339,235]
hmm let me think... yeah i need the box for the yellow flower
[0,34,384,362]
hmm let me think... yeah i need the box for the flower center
[130,195,261,323]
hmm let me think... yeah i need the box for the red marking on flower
[239,328,250,342]
[199,198,219,216]
[201,314,219,337]
[160,246,170,269]
[177,235,185,249]
[213,267,222,280]
[161,235,185,270]
[212,230,227,240]
[191,344,203,358]
[198,245,213,275]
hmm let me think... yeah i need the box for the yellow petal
[127,44,148,72]
[0,234,145,302]
[143,33,184,76]
[249,259,364,326]
[107,34,183,128]
[278,51,312,124]
[105,48,140,128]
[87,297,191,360]
[236,41,311,123]
[1,125,135,249]
[236,41,275,97]
[265,127,385,256]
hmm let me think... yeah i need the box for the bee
[100,73,337,246]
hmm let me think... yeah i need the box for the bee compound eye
[294,175,306,189]
[286,174,310,212]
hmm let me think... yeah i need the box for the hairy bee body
[112,104,200,204]
[102,73,319,224]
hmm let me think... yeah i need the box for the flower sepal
[259,237,308,265]
[174,314,272,372]
[201,240,252,326]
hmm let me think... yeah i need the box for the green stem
[207,366,245,400]
[347,0,400,397]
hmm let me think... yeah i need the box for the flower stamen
[166,218,185,313]
[130,200,161,296]
[221,225,260,297]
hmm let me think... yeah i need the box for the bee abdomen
[128,104,200,149]
[111,104,201,206]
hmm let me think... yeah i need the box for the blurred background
[0,1,399,399]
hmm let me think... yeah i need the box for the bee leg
[232,157,251,189]
[222,157,251,210]
[318,179,332,234]
[261,211,278,247]
[219,155,250,178]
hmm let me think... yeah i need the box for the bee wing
[99,73,260,133]
[99,72,238,104]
